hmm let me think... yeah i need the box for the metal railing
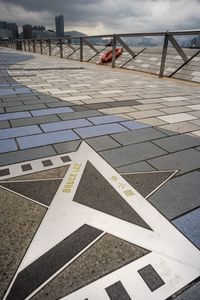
[1,29,200,78]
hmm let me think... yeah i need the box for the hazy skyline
[0,0,199,34]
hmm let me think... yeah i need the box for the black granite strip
[0,168,10,177]
[73,161,152,230]
[21,164,32,171]
[42,159,53,167]
[60,155,71,163]
[106,281,131,300]
[138,264,165,291]
[6,224,102,300]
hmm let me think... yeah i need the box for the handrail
[1,29,200,78]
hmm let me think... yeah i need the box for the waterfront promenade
[0,47,200,299]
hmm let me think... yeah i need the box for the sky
[0,0,199,35]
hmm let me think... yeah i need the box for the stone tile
[0,146,57,166]
[157,122,200,136]
[173,207,200,249]
[31,107,74,116]
[0,125,42,140]
[191,130,200,137]
[112,128,166,146]
[88,115,124,125]
[57,95,92,101]
[41,119,92,132]
[153,134,200,152]
[148,148,200,175]
[10,115,61,127]
[134,104,165,111]
[0,111,31,121]
[0,120,10,129]
[6,104,47,113]
[159,106,194,114]
[149,171,200,219]
[158,113,197,124]
[98,90,125,95]
[85,136,121,151]
[17,130,79,149]
[128,110,165,119]
[0,139,17,153]
[117,161,155,173]
[0,101,24,108]
[53,140,81,154]
[189,111,200,118]
[107,100,140,107]
[187,104,200,110]
[75,123,128,138]
[59,110,102,121]
[174,281,200,300]
[137,117,167,126]
[119,120,151,130]
[100,142,167,167]
[161,96,188,102]
[99,106,137,114]
[84,103,110,110]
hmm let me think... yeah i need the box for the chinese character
[124,189,135,197]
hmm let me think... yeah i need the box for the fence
[1,29,200,79]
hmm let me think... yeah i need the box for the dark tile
[73,161,152,230]
[60,155,71,163]
[7,225,102,300]
[42,159,53,167]
[70,105,89,112]
[138,264,165,291]
[148,171,200,220]
[0,168,10,176]
[21,164,32,172]
[85,103,110,110]
[107,100,140,107]
[106,281,131,300]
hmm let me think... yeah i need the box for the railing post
[80,37,83,62]
[28,40,31,52]
[33,40,36,53]
[159,33,169,78]
[23,40,26,51]
[112,34,117,68]
[59,38,63,58]
[48,39,51,56]
[40,40,43,54]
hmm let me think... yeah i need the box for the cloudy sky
[0,0,199,34]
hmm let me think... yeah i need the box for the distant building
[55,15,64,37]
[7,23,18,39]
[0,21,18,39]
[32,25,46,31]
[32,30,56,39]
[23,24,32,39]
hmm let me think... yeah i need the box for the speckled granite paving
[0,48,200,300]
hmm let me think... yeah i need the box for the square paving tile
[75,123,128,138]
[158,113,197,124]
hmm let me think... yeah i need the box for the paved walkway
[0,48,200,300]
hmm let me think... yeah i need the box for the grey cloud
[0,0,199,34]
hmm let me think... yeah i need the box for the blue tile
[0,89,15,95]
[0,139,17,153]
[173,207,200,249]
[31,107,74,116]
[88,115,124,125]
[41,119,92,132]
[17,130,79,149]
[75,123,128,138]
[0,125,42,140]
[14,88,32,94]
[120,121,151,130]
[0,111,32,120]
